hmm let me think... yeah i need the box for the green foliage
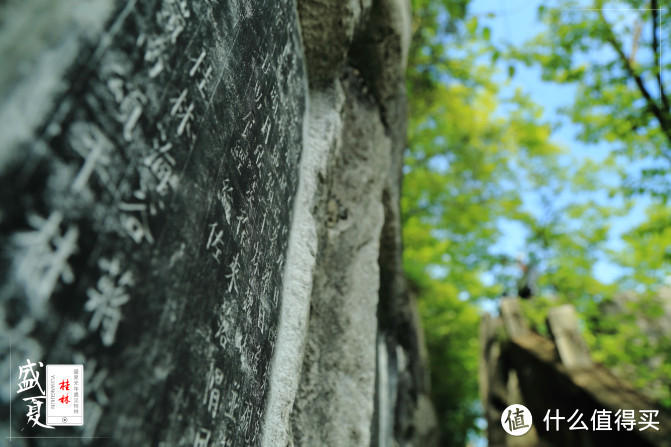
[504,0,671,410]
[418,278,481,446]
[509,0,671,199]
[405,2,496,444]
[405,0,671,445]
[613,203,671,287]
[405,1,574,444]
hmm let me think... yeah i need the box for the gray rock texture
[280,1,438,446]
[481,298,671,447]
[288,71,389,447]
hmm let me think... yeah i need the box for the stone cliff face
[0,1,436,446]
[278,1,438,446]
[481,299,671,447]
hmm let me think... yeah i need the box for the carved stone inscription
[0,0,305,445]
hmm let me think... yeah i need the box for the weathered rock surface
[481,298,671,447]
[0,1,435,446]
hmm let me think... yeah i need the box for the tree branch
[651,0,670,113]
[630,20,642,65]
[598,8,671,148]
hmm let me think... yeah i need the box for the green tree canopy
[404,0,671,445]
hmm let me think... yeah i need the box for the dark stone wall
[1,1,305,445]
